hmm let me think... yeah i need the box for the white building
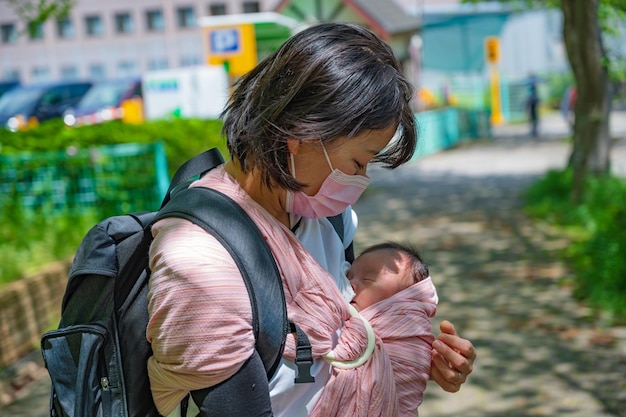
[1,0,427,85]
[0,0,282,83]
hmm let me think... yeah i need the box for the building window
[60,65,79,80]
[148,58,169,71]
[177,7,195,28]
[32,66,51,83]
[85,15,103,36]
[115,12,134,34]
[242,1,260,13]
[28,21,44,40]
[88,63,106,80]
[146,10,164,32]
[4,69,20,81]
[118,60,138,77]
[180,55,201,67]
[208,3,227,16]
[56,17,74,38]
[1,23,18,43]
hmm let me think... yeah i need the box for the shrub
[0,118,229,176]
[0,118,229,284]
[525,169,626,323]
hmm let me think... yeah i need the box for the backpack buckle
[291,322,315,384]
[294,348,315,384]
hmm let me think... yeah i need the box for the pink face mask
[285,143,371,219]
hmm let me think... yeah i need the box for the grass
[0,202,99,287]
[525,168,626,324]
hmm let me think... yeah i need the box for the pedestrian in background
[526,73,540,137]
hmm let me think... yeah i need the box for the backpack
[40,148,300,417]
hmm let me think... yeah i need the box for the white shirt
[269,207,357,416]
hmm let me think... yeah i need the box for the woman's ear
[287,138,301,155]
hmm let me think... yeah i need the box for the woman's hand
[430,320,475,392]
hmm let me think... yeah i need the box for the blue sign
[209,28,241,54]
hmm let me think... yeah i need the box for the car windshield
[77,80,133,109]
[0,83,18,96]
[0,87,44,116]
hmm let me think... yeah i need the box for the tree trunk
[561,0,612,202]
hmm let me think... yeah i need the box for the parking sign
[209,28,241,54]
[203,24,257,76]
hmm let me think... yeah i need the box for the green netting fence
[0,142,170,217]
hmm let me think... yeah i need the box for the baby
[311,242,438,417]
[347,241,432,311]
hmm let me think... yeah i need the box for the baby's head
[347,242,429,311]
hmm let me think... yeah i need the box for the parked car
[63,77,143,127]
[0,81,93,131]
[0,81,19,99]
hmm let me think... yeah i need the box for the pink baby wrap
[310,278,438,417]
[147,166,387,415]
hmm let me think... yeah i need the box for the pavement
[354,111,626,417]
[2,111,626,416]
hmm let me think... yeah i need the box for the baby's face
[347,249,411,310]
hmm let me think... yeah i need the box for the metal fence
[0,142,170,217]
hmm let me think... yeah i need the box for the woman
[146,22,475,417]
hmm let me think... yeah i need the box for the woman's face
[290,124,398,196]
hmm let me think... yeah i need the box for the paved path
[354,112,626,417]
[2,111,626,416]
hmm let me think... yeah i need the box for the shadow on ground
[354,166,626,417]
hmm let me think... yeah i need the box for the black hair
[359,241,429,283]
[221,22,417,190]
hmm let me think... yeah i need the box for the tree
[4,0,74,37]
[465,0,626,202]
[562,0,612,202]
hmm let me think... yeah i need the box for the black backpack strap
[327,213,354,263]
[289,322,315,384]
[161,148,225,207]
[327,214,344,242]
[344,242,355,264]
[191,351,272,417]
[154,186,289,378]
[291,213,354,263]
